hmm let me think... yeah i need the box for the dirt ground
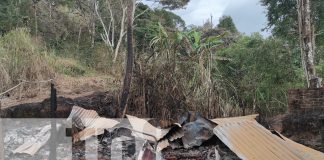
[0,75,120,110]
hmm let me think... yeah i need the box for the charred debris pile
[3,106,324,160]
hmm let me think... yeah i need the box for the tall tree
[134,3,186,52]
[261,0,324,44]
[95,0,128,62]
[298,0,320,87]
[147,0,190,10]
[217,15,238,33]
[120,0,135,117]
[0,0,33,35]
[261,0,324,87]
[261,0,298,40]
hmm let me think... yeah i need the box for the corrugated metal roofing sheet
[212,115,324,160]
[211,114,258,124]
[126,114,170,141]
[281,133,324,160]
[68,106,119,141]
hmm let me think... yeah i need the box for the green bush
[217,34,304,116]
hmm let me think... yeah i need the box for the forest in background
[0,0,324,118]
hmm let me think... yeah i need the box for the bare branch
[95,0,113,48]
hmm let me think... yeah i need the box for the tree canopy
[217,15,238,33]
[261,0,324,44]
[153,0,190,9]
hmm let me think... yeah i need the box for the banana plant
[149,22,172,59]
[175,30,222,56]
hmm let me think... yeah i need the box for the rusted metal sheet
[280,133,324,160]
[213,116,324,160]
[211,114,258,125]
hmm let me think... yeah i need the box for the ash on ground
[3,120,240,160]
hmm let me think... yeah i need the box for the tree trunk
[119,0,135,117]
[298,0,321,88]
[113,5,127,62]
[77,27,82,49]
[49,1,52,18]
[34,2,38,42]
[113,0,127,62]
[91,0,96,48]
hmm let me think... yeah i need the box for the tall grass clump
[128,25,244,119]
[0,28,54,92]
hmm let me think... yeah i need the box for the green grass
[0,28,54,91]
[0,28,99,92]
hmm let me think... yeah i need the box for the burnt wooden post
[49,81,57,160]
[119,1,135,118]
[50,81,57,118]
[0,94,4,159]
[0,113,4,159]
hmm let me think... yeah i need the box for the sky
[142,0,271,37]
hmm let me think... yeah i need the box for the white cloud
[142,0,271,36]
[172,0,227,27]
[221,0,271,36]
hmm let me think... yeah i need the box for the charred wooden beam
[0,93,3,159]
[49,81,57,160]
[0,117,4,160]
[119,0,135,118]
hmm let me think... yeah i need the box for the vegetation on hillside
[0,28,54,91]
[1,0,324,117]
